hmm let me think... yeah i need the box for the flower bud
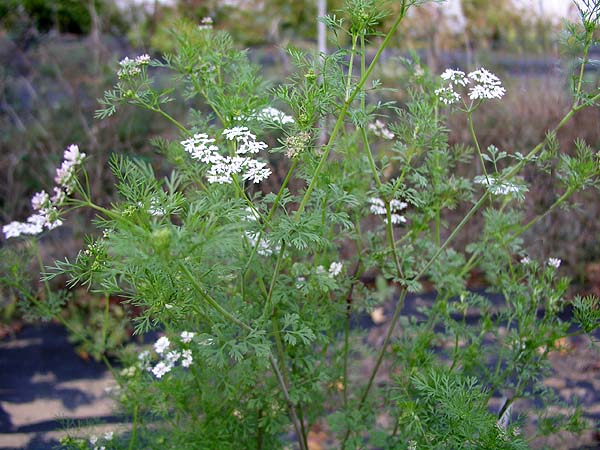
[152,227,172,253]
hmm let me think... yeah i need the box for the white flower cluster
[89,431,113,450]
[547,257,561,269]
[252,107,295,125]
[435,67,506,105]
[117,54,150,79]
[521,256,561,269]
[198,17,213,30]
[55,144,86,193]
[473,175,526,196]
[368,120,395,140]
[137,197,165,216]
[181,127,271,184]
[468,68,506,100]
[315,261,343,278]
[368,197,407,225]
[135,332,196,380]
[3,144,86,239]
[245,231,276,256]
[328,261,343,278]
[180,330,196,343]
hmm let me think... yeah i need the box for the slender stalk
[191,76,228,127]
[341,289,409,448]
[343,303,351,408]
[360,127,404,280]
[343,255,363,408]
[128,404,138,450]
[243,158,299,278]
[136,95,191,136]
[417,192,490,279]
[361,289,407,405]
[264,240,309,449]
[262,241,287,319]
[467,110,489,180]
[257,408,264,450]
[269,355,308,450]
[435,209,441,247]
[178,262,252,332]
[575,29,593,103]
[345,35,358,101]
[360,34,366,112]
[510,188,574,240]
[295,1,408,217]
[181,260,307,448]
[232,176,268,224]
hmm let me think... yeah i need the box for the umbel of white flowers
[435,67,506,105]
[369,197,408,225]
[2,144,86,239]
[181,127,272,184]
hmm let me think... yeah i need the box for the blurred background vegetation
[1,0,599,347]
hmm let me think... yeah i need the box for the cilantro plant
[3,1,600,449]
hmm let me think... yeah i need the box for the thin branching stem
[179,262,252,332]
[296,0,408,217]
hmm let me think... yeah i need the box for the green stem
[265,240,309,449]
[263,242,287,319]
[435,208,441,247]
[295,1,409,217]
[128,404,138,450]
[360,34,366,112]
[575,29,593,103]
[449,308,467,371]
[343,304,351,408]
[232,176,268,224]
[268,354,308,450]
[360,127,404,280]
[243,159,299,278]
[148,103,191,136]
[502,91,600,184]
[345,35,358,101]
[467,110,489,180]
[191,76,228,127]
[178,262,252,332]
[417,192,490,279]
[361,289,407,405]
[342,255,363,409]
[181,258,306,450]
[341,288,409,448]
[510,187,574,240]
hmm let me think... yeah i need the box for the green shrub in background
[3,1,600,449]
